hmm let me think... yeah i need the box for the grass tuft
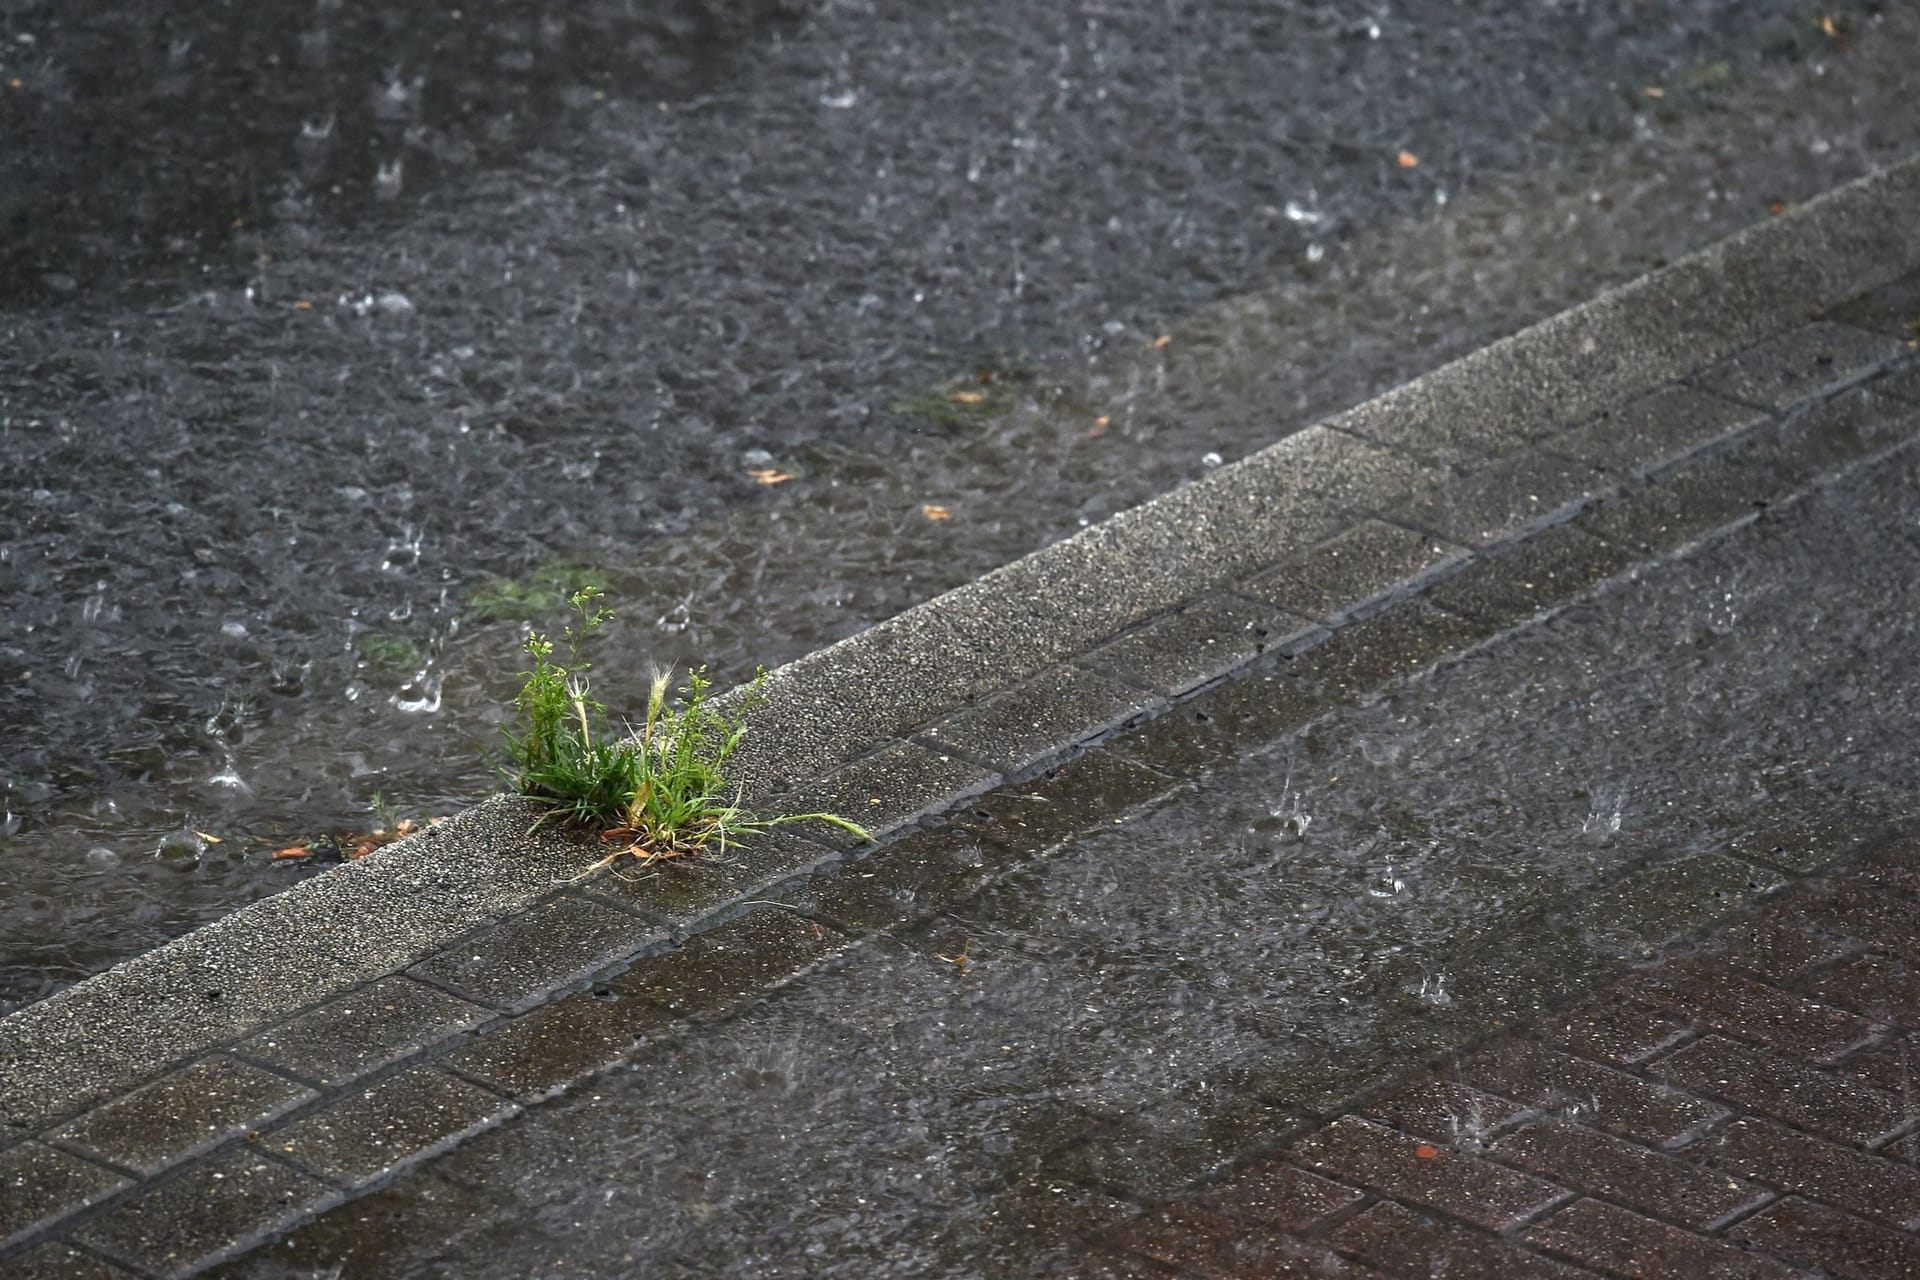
[500,588,871,872]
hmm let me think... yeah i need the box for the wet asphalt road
[3,1,1918,1007]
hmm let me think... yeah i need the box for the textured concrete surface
[0,159,1917,1275]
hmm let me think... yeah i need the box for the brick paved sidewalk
[1076,844,1920,1280]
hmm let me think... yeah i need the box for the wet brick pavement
[1074,852,1920,1280]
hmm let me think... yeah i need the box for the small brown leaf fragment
[1820,15,1837,37]
[1414,1144,1440,1160]
[349,841,379,860]
[922,504,952,521]
[291,299,314,311]
[193,830,223,844]
[272,846,310,860]
[1643,86,1665,99]
[1152,334,1172,349]
[948,390,986,404]
[747,468,794,485]
[1396,150,1419,169]
[1086,415,1110,439]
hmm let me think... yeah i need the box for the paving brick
[1290,1115,1568,1231]
[1296,602,1494,701]
[1575,387,1915,556]
[48,1055,315,1177]
[1574,455,1768,555]
[922,664,1155,775]
[1729,1196,1920,1280]
[759,863,921,938]
[1691,321,1912,410]
[1525,1198,1796,1280]
[769,739,1000,851]
[3,1242,136,1279]
[407,893,667,1014]
[1826,267,1920,340]
[949,748,1185,859]
[1617,960,1881,1063]
[1388,918,1620,1043]
[237,975,491,1089]
[1543,385,1767,478]
[1200,1161,1364,1233]
[1492,1119,1768,1230]
[1572,853,1782,962]
[0,1141,130,1250]
[1706,907,1864,981]
[1047,1109,1238,1199]
[1540,999,1691,1067]
[1690,1114,1920,1231]
[612,908,847,1018]
[1421,522,1634,629]
[1876,363,1920,404]
[1808,952,1920,1028]
[1110,1204,1384,1280]
[269,1066,515,1188]
[1395,450,1600,547]
[1830,1037,1920,1099]
[72,1147,335,1276]
[1063,1251,1168,1280]
[1461,1041,1727,1147]
[1237,518,1468,625]
[579,826,837,930]
[1328,1201,1601,1280]
[827,825,1008,920]
[1720,803,1891,877]
[443,982,675,1100]
[1650,1035,1911,1146]
[1797,882,1920,966]
[1063,1252,1168,1280]
[1080,595,1321,699]
[1108,664,1337,779]
[1360,1078,1531,1147]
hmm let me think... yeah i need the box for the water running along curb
[1,155,1917,1275]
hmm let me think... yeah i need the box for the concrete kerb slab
[0,793,590,1135]
[1,153,1917,1273]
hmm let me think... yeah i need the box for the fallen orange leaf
[1414,1144,1440,1160]
[1152,335,1172,349]
[1820,15,1837,37]
[272,846,310,860]
[748,468,794,485]
[1768,201,1787,217]
[291,299,313,311]
[349,841,379,860]
[1643,86,1665,99]
[193,830,223,844]
[1396,150,1419,169]
[7,78,23,91]
[922,504,952,521]
[948,390,986,404]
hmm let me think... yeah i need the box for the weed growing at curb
[501,589,871,871]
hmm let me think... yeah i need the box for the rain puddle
[4,0,1918,1010]
[234,435,1920,1279]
